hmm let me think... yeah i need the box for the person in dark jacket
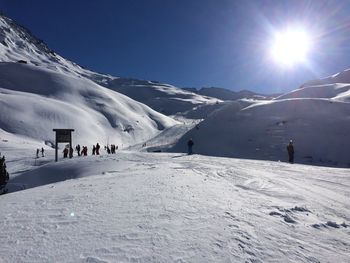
[82,146,88,156]
[41,147,44,157]
[76,144,81,156]
[187,138,194,155]
[287,140,294,163]
[69,147,74,158]
[0,155,9,191]
[96,143,100,155]
[84,146,88,156]
[63,148,69,158]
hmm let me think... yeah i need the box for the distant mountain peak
[183,86,277,101]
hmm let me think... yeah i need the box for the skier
[69,147,74,158]
[287,140,294,163]
[92,145,96,155]
[63,148,68,158]
[187,138,194,155]
[96,143,100,155]
[76,144,81,156]
[0,155,9,194]
[83,146,88,156]
[36,148,39,158]
[107,146,111,154]
[41,147,44,157]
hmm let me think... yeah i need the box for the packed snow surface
[1,143,349,262]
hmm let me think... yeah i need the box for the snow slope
[277,67,350,102]
[1,146,349,262]
[0,14,220,116]
[303,68,350,87]
[170,67,350,168]
[276,83,350,102]
[0,14,97,78]
[171,96,350,167]
[95,78,221,116]
[0,62,178,147]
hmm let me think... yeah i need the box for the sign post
[53,129,75,162]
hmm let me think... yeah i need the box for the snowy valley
[0,13,349,263]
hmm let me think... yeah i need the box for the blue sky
[1,0,350,93]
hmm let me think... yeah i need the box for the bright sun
[270,29,311,67]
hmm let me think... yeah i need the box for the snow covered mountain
[302,68,350,87]
[1,13,350,167]
[0,14,178,147]
[0,14,94,78]
[0,13,349,262]
[0,62,178,147]
[184,86,277,101]
[171,74,350,167]
[0,14,220,117]
[277,70,350,102]
[99,78,220,115]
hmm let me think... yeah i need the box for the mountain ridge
[183,86,278,101]
[0,14,221,116]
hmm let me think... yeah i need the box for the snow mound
[171,98,350,167]
[0,62,178,146]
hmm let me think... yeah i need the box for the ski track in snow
[0,148,349,262]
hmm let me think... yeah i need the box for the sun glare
[270,28,311,67]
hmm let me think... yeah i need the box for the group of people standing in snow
[35,148,45,158]
[63,143,118,158]
[62,147,74,158]
[106,144,118,154]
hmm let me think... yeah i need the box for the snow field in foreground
[0,149,349,262]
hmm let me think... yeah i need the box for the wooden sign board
[56,130,71,143]
[53,129,74,161]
